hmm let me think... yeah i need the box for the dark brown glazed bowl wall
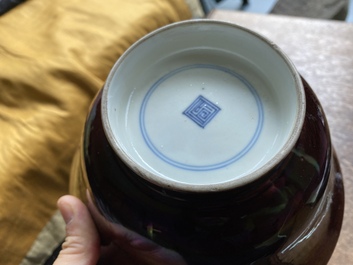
[70,78,344,264]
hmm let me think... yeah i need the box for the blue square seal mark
[183,95,221,128]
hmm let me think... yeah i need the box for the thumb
[54,195,100,265]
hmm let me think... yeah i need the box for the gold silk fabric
[0,1,191,264]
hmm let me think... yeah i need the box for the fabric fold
[0,1,191,264]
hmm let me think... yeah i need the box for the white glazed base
[103,20,304,189]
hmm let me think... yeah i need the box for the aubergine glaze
[72,78,344,264]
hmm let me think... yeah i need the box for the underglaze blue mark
[139,64,264,171]
[183,95,220,128]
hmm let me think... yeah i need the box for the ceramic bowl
[70,20,344,264]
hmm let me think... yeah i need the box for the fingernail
[58,200,74,224]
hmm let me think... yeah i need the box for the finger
[54,195,100,265]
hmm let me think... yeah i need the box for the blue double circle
[139,64,264,171]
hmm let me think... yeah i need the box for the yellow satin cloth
[0,1,191,264]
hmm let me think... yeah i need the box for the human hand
[53,195,100,265]
[53,195,186,265]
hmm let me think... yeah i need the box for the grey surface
[271,0,349,20]
[210,0,351,21]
